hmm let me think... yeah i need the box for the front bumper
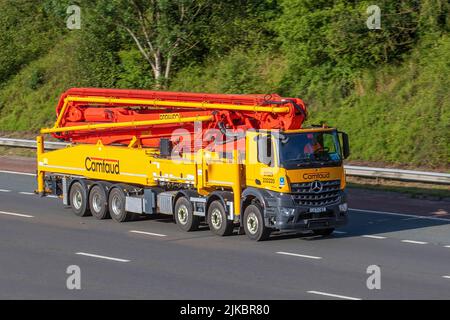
[264,190,348,232]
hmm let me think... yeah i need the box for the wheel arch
[173,189,199,211]
[88,181,112,199]
[67,178,89,206]
[206,191,233,220]
[240,187,268,223]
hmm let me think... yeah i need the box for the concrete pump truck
[36,88,350,241]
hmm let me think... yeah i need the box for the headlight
[280,207,295,216]
[339,203,348,212]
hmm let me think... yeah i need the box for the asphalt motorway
[0,171,449,300]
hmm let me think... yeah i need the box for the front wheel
[243,204,271,241]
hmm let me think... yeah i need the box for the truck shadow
[124,210,450,241]
[128,213,212,231]
[267,210,450,241]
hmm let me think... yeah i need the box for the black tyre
[89,184,110,220]
[312,228,335,236]
[207,200,234,236]
[108,187,131,222]
[69,181,91,217]
[243,203,271,241]
[174,197,199,231]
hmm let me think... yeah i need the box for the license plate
[309,207,326,213]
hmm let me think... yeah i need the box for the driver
[303,133,322,154]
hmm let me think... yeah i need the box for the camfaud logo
[303,172,330,180]
[85,157,120,174]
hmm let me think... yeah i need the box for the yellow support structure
[36,135,45,195]
[41,115,214,134]
[232,150,242,216]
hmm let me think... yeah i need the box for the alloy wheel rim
[211,208,222,229]
[92,193,102,213]
[111,194,122,216]
[73,190,82,210]
[178,205,188,225]
[247,212,258,234]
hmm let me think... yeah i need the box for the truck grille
[290,180,341,207]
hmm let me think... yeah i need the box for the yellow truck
[36,88,350,241]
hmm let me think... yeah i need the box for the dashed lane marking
[75,252,130,263]
[307,290,362,300]
[401,240,428,245]
[130,230,167,237]
[276,251,322,260]
[0,210,34,218]
[361,235,387,239]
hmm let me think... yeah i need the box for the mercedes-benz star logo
[310,180,323,193]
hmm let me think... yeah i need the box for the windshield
[278,131,342,169]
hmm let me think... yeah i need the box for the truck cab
[241,127,350,239]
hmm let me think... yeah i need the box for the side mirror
[339,132,350,159]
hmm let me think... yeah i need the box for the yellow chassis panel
[36,136,243,214]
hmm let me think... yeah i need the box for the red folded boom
[50,88,307,149]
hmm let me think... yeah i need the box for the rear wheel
[89,185,110,220]
[243,204,271,241]
[69,182,90,217]
[174,197,199,231]
[207,200,234,236]
[108,187,131,222]
[312,228,335,236]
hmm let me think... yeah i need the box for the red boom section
[50,88,307,149]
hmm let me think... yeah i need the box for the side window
[323,134,336,153]
[257,134,273,166]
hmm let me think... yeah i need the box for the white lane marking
[130,230,167,237]
[276,251,322,260]
[445,245,450,248]
[19,192,35,196]
[307,291,361,300]
[75,252,130,263]
[333,231,347,234]
[46,195,59,199]
[0,210,34,218]
[361,235,387,239]
[401,240,428,245]
[350,208,450,222]
[0,170,35,176]
[443,276,450,279]
[0,189,11,192]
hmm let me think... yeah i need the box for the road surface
[0,168,449,299]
